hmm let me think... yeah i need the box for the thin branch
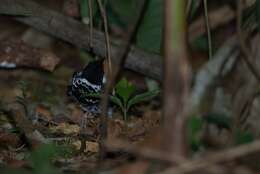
[1,105,33,150]
[96,0,112,74]
[237,0,260,82]
[186,0,193,16]
[88,0,93,48]
[98,0,149,159]
[203,0,213,59]
[189,6,235,41]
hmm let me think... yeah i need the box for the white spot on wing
[76,78,101,92]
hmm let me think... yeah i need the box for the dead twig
[106,140,229,173]
[159,139,260,174]
[105,140,183,164]
[203,0,212,59]
[189,6,235,41]
[237,0,260,83]
[88,0,93,48]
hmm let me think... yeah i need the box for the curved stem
[203,0,213,59]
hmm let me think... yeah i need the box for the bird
[67,59,106,127]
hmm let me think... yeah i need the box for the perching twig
[203,0,213,59]
[237,0,260,83]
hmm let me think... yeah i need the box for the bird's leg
[80,112,89,129]
[80,111,96,129]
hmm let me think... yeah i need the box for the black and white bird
[67,60,106,118]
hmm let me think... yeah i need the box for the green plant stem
[123,102,127,121]
[123,109,127,121]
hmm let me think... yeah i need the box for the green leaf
[204,113,231,130]
[145,78,159,91]
[126,89,160,111]
[110,96,124,111]
[188,116,203,133]
[79,0,98,24]
[235,129,254,145]
[80,0,89,18]
[187,116,204,151]
[29,144,60,174]
[192,35,209,51]
[115,78,135,105]
[136,0,163,53]
[109,0,136,24]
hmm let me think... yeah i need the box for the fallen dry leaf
[127,118,146,142]
[50,123,80,135]
[4,156,28,168]
[36,105,52,121]
[0,132,20,148]
[71,140,81,151]
[107,119,125,143]
[84,141,99,153]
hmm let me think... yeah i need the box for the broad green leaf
[110,96,124,111]
[109,0,136,24]
[192,36,209,51]
[127,89,160,111]
[115,78,135,105]
[136,0,163,53]
[79,0,98,24]
[80,0,89,18]
[188,116,203,133]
